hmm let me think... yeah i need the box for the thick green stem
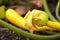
[43,0,58,22]
[56,0,60,21]
[0,19,60,40]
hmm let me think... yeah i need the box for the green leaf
[0,6,5,19]
[4,0,8,3]
[0,0,3,4]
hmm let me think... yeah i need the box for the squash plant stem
[56,0,60,21]
[43,0,59,22]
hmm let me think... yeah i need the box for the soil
[0,27,27,40]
